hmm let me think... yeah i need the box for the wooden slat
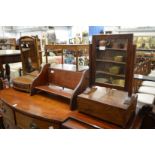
[45,44,89,52]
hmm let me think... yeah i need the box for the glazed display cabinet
[90,34,135,95]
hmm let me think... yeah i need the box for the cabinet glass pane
[95,38,128,87]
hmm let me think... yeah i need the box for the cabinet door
[91,34,134,93]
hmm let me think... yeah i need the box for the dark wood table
[0,88,143,129]
[134,74,155,82]
[0,88,135,129]
[0,50,21,81]
[0,88,72,128]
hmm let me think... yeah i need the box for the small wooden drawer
[3,117,17,129]
[0,100,15,124]
[62,117,102,129]
[15,112,55,129]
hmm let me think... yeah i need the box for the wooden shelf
[35,85,73,99]
[96,70,125,78]
[30,64,89,110]
[97,47,127,52]
[95,81,124,88]
[137,48,155,52]
[96,59,126,65]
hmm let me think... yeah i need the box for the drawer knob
[49,126,54,129]
[29,122,39,129]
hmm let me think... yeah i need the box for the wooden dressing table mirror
[12,36,42,92]
[19,36,41,75]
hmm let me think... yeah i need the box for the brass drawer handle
[29,122,39,129]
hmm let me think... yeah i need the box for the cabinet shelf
[96,59,126,65]
[95,81,124,88]
[96,70,125,78]
[97,47,127,52]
